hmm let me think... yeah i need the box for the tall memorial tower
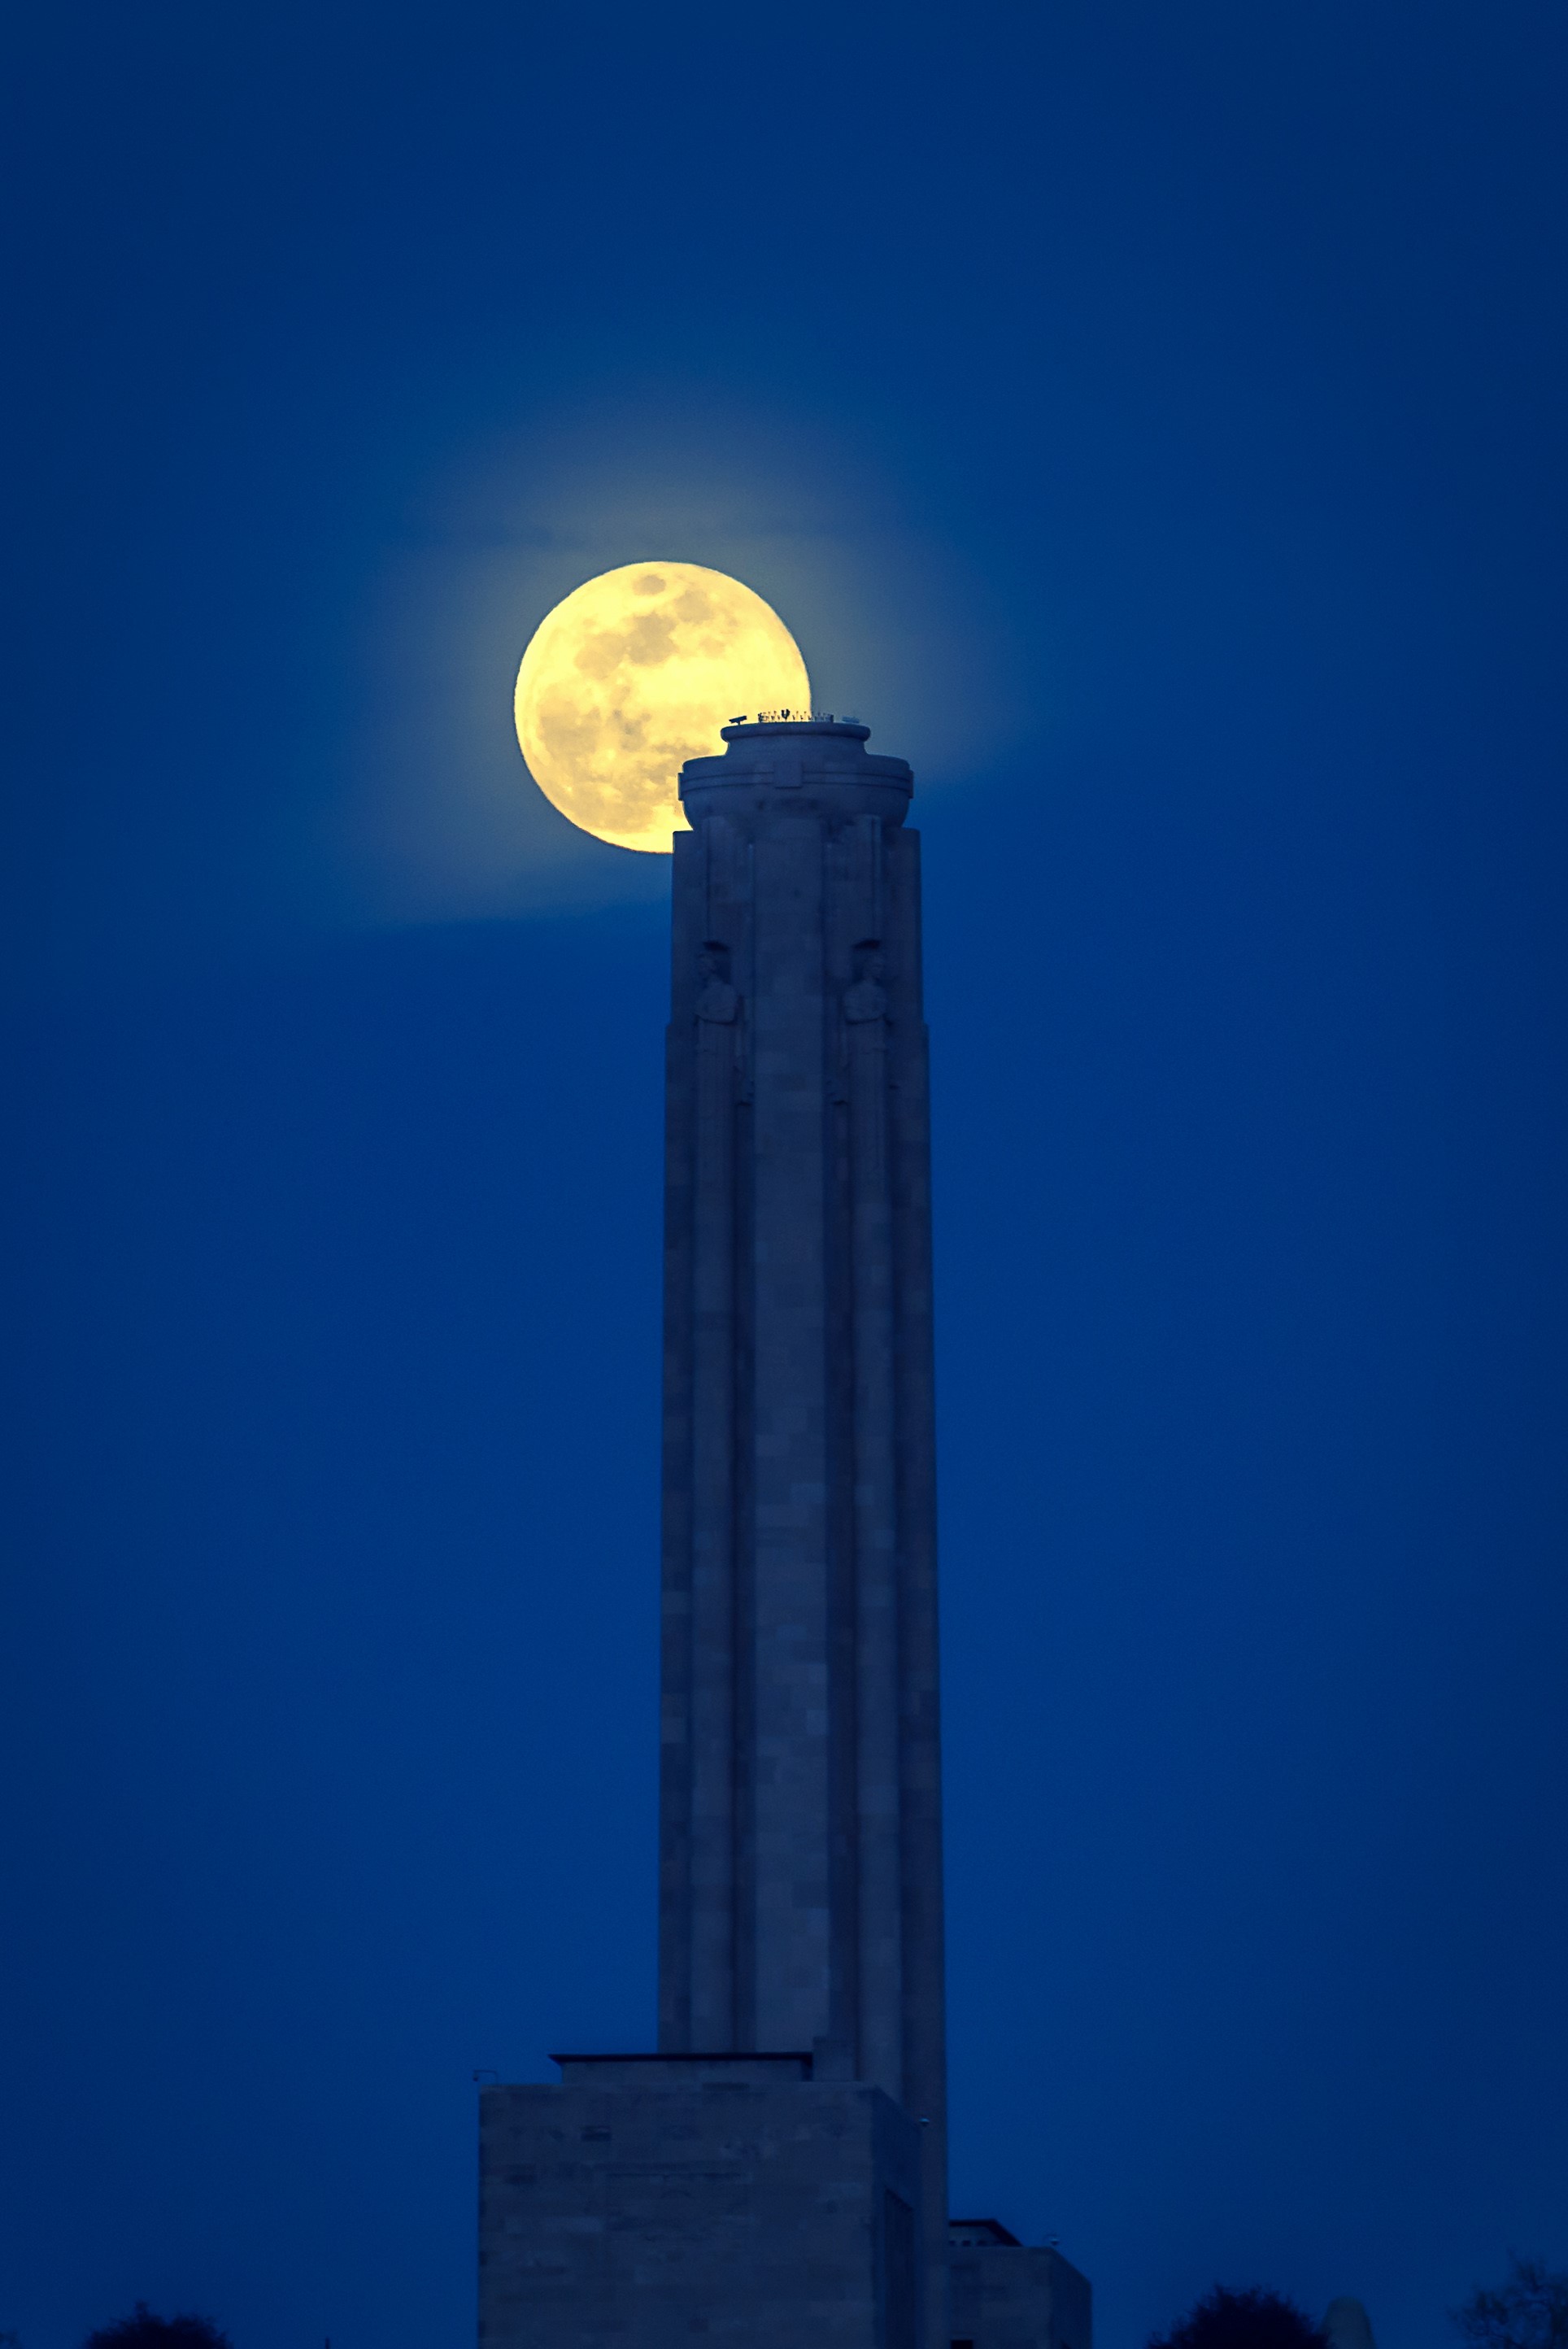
[478,719,1090,2349]
[660,716,947,2299]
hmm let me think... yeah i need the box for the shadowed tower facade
[477,719,1087,2349]
[659,720,947,2266]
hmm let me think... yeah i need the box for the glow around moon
[513,563,812,852]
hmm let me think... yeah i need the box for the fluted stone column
[658,719,947,2348]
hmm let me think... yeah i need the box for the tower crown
[679,717,912,835]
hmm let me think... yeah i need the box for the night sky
[3,6,1566,2348]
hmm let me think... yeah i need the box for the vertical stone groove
[847,810,903,2097]
[690,938,738,2043]
[849,954,902,2096]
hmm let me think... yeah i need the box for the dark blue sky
[2,4,1565,2347]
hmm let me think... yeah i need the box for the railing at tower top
[730,708,856,726]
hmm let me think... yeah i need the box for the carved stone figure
[844,946,888,1025]
[695,947,738,1023]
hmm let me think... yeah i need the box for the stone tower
[658,718,947,2255]
[477,719,1087,2349]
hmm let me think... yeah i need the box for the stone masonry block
[479,2059,923,2349]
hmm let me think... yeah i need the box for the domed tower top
[679,714,912,835]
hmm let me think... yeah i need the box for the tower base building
[948,2220,1093,2349]
[480,2056,922,2349]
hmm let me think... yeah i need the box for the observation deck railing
[730,708,854,726]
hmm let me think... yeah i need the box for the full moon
[513,563,812,852]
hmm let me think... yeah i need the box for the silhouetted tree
[1453,2256,1568,2349]
[82,2305,231,2349]
[1149,2285,1328,2349]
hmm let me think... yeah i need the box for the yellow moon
[513,563,812,852]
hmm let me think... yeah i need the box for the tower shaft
[658,721,946,2314]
